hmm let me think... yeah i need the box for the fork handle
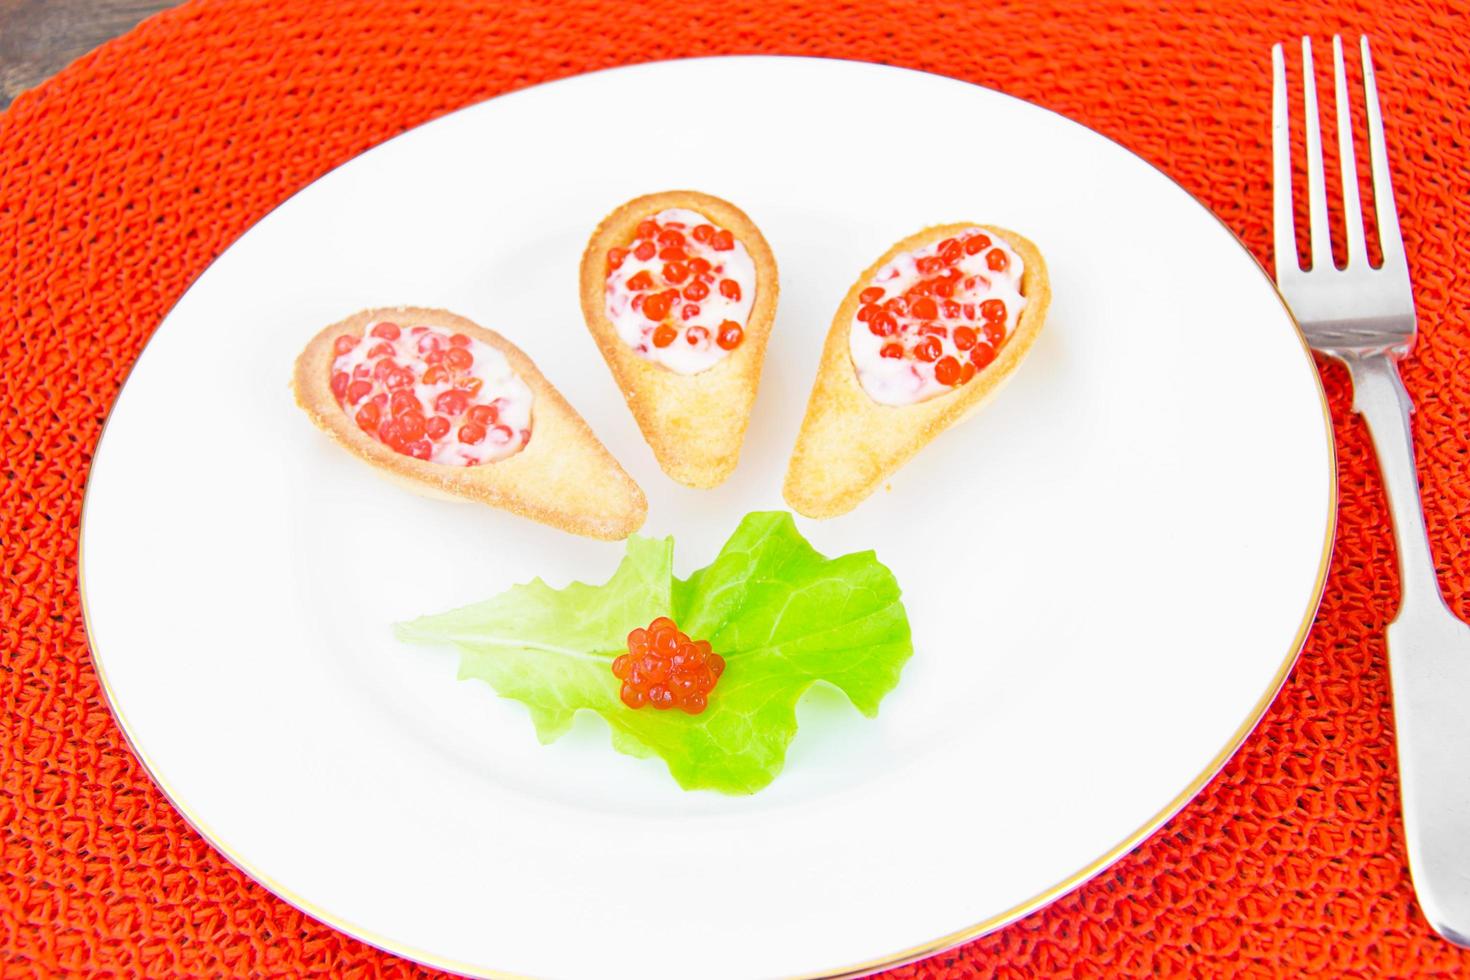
[1345,351,1470,947]
[1346,354,1447,612]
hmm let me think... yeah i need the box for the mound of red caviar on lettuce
[394,512,912,794]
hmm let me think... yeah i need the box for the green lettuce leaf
[395,511,912,794]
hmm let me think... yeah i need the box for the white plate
[80,57,1334,979]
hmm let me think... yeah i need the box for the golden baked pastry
[293,306,646,540]
[579,190,779,488]
[785,224,1050,518]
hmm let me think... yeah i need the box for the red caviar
[716,320,743,350]
[331,324,527,463]
[607,214,749,354]
[613,616,725,714]
[858,230,1019,390]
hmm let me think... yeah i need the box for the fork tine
[1271,43,1299,278]
[1301,37,1335,271]
[1361,36,1407,271]
[1333,36,1368,268]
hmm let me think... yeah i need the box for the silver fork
[1274,35,1470,947]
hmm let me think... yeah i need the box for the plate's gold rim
[75,55,1338,980]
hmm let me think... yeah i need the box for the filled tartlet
[293,306,646,540]
[784,225,1050,518]
[579,190,779,488]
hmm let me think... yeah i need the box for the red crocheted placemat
[3,0,1468,975]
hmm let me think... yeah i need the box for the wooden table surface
[1,0,178,109]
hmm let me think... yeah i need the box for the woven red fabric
[3,0,1468,975]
